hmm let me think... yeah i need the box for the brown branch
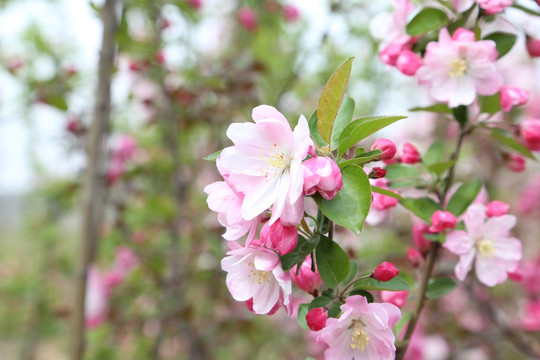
[70,0,119,359]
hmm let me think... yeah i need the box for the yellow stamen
[477,239,495,257]
[447,58,468,78]
[350,319,369,351]
[246,262,270,285]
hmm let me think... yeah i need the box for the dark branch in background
[70,0,119,359]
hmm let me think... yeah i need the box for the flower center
[247,262,270,285]
[447,58,468,78]
[350,319,369,351]
[259,143,291,181]
[477,239,495,257]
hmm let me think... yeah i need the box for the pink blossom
[407,247,423,268]
[220,105,313,226]
[526,38,540,57]
[291,256,322,294]
[221,243,292,315]
[373,262,399,282]
[381,290,408,308]
[371,138,397,161]
[476,0,512,14]
[302,156,343,200]
[429,210,456,232]
[396,50,423,76]
[401,143,420,164]
[379,43,404,66]
[500,86,529,112]
[412,223,434,253]
[485,200,510,217]
[370,0,415,49]
[417,28,503,107]
[505,153,526,172]
[106,159,124,185]
[283,5,300,22]
[318,295,401,359]
[520,300,540,331]
[520,257,540,297]
[112,134,138,163]
[452,0,475,12]
[85,266,108,328]
[260,219,298,255]
[443,204,522,286]
[367,178,398,226]
[246,298,280,315]
[517,175,540,215]
[237,7,258,32]
[306,308,328,331]
[519,118,540,151]
[114,246,137,275]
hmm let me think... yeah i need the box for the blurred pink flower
[237,7,258,32]
[519,118,540,151]
[85,266,108,328]
[500,86,529,112]
[371,138,397,161]
[476,0,512,14]
[505,153,526,172]
[366,178,398,226]
[396,50,423,76]
[444,204,522,286]
[401,143,420,164]
[291,256,322,294]
[283,5,300,22]
[381,290,408,308]
[520,300,540,331]
[429,211,456,232]
[485,200,510,217]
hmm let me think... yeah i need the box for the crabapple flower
[221,243,292,315]
[302,156,343,200]
[370,0,415,49]
[367,178,398,226]
[318,295,401,359]
[291,256,322,294]
[412,223,434,253]
[505,153,526,172]
[380,290,408,308]
[373,262,399,282]
[260,219,298,255]
[283,5,300,22]
[520,300,540,331]
[485,200,510,217]
[371,138,396,161]
[85,266,108,328]
[443,204,522,286]
[526,38,540,57]
[429,211,456,232]
[407,247,423,268]
[500,86,529,112]
[452,0,475,12]
[237,7,257,32]
[220,105,313,226]
[417,28,503,108]
[112,134,137,162]
[396,50,423,76]
[476,0,512,14]
[246,298,280,316]
[519,118,540,151]
[401,143,420,164]
[306,308,328,331]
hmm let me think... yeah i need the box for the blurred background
[1,0,539,359]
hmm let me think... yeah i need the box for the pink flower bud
[451,28,476,42]
[371,179,399,211]
[306,307,328,331]
[187,0,202,9]
[260,219,298,255]
[500,86,529,112]
[302,157,343,200]
[246,298,280,315]
[369,167,387,179]
[477,0,513,14]
[155,51,166,64]
[526,38,540,57]
[283,5,300,22]
[505,153,526,172]
[291,257,322,294]
[66,117,84,135]
[429,210,456,232]
[521,300,540,331]
[396,50,423,76]
[372,261,399,282]
[380,290,408,308]
[519,119,540,151]
[113,135,138,163]
[379,43,403,66]
[407,247,423,268]
[401,142,421,164]
[485,200,510,217]
[412,223,433,253]
[237,7,258,32]
[371,138,397,161]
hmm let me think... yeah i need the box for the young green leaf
[308,111,327,147]
[400,197,441,223]
[331,95,355,151]
[478,93,501,115]
[491,128,536,160]
[423,140,444,165]
[203,149,223,161]
[447,179,482,217]
[309,296,333,310]
[280,235,320,272]
[427,160,456,176]
[426,277,457,299]
[371,186,404,201]
[337,116,406,157]
[409,103,452,113]
[297,303,310,330]
[483,32,517,59]
[316,235,350,289]
[353,277,410,292]
[314,165,371,235]
[406,8,449,36]
[338,150,382,169]
[317,57,354,144]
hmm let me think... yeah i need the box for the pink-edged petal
[280,194,304,226]
[493,237,522,261]
[475,256,508,286]
[463,204,486,238]
[268,171,291,225]
[253,251,280,271]
[252,280,280,314]
[470,62,503,95]
[483,214,516,239]
[444,230,474,255]
[292,115,313,160]
[380,303,401,328]
[237,174,279,220]
[252,105,289,127]
[455,250,476,281]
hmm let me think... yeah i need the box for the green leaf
[452,105,468,127]
[203,149,222,161]
[406,8,450,36]
[409,104,451,114]
[297,303,310,330]
[337,116,406,157]
[371,186,404,201]
[427,160,456,176]
[314,165,371,235]
[353,276,410,292]
[327,301,343,318]
[385,163,422,188]
[447,179,482,217]
[338,150,382,169]
[400,197,441,223]
[394,311,413,336]
[423,140,444,165]
[316,235,350,289]
[309,296,333,310]
[348,289,374,303]
[317,57,354,144]
[308,111,326,147]
[343,260,358,285]
[331,95,355,151]
[280,235,320,272]
[483,32,517,59]
[44,94,68,111]
[511,4,540,16]
[479,93,501,115]
[426,277,457,299]
[491,128,536,160]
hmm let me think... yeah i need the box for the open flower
[443,204,522,286]
[221,242,292,315]
[220,105,313,226]
[317,295,401,359]
[417,28,503,107]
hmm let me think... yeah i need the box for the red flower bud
[429,210,456,232]
[372,261,399,282]
[305,307,327,331]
